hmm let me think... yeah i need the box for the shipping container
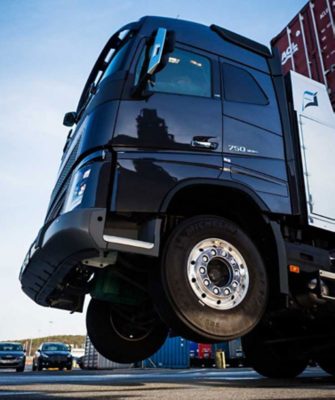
[198,343,213,360]
[189,341,198,360]
[189,342,215,367]
[271,0,335,110]
[82,336,132,370]
[143,337,190,369]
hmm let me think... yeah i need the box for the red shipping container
[198,343,212,359]
[271,0,335,110]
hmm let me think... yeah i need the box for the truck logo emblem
[302,91,318,110]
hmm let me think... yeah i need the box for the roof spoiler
[210,24,272,58]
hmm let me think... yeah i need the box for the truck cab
[20,16,335,378]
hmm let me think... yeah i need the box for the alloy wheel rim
[187,238,249,310]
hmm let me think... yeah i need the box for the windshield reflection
[0,343,23,352]
[42,344,69,352]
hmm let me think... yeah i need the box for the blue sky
[0,0,307,340]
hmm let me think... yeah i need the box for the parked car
[0,342,25,372]
[32,342,72,371]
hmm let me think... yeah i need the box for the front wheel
[86,299,168,363]
[16,366,25,373]
[154,215,268,342]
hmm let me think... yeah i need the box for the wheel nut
[202,255,208,262]
[222,251,227,257]
[211,249,216,256]
[204,279,210,286]
[232,281,238,288]
[213,287,220,295]
[199,267,206,274]
[224,288,230,295]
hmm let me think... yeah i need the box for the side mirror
[147,28,167,76]
[23,349,26,353]
[132,28,175,98]
[63,111,77,127]
[37,349,41,353]
[147,28,175,77]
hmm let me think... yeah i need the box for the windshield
[100,38,134,84]
[76,27,136,118]
[42,343,69,352]
[0,343,23,352]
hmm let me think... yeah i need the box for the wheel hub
[187,238,249,310]
[109,307,154,342]
[207,258,231,287]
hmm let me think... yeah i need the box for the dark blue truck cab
[20,16,335,378]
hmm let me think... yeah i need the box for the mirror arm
[131,74,153,99]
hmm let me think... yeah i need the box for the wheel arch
[159,178,288,297]
[159,178,270,214]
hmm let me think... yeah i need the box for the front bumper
[0,360,25,368]
[20,208,107,309]
[40,358,72,368]
[20,205,162,311]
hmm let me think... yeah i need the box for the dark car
[32,342,73,371]
[0,342,25,372]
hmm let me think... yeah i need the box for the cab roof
[137,16,271,73]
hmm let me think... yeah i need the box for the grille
[45,139,80,223]
[50,355,67,362]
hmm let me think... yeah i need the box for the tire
[16,366,24,372]
[242,323,308,378]
[154,215,268,342]
[37,361,43,371]
[66,365,72,371]
[32,362,36,372]
[86,298,168,363]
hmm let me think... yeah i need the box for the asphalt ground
[0,367,334,400]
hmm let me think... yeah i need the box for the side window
[223,63,269,105]
[135,47,212,97]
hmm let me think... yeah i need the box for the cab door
[112,42,223,212]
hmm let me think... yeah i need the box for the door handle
[191,136,218,150]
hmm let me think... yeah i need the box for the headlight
[62,166,91,213]
[67,354,72,358]
[41,353,49,359]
